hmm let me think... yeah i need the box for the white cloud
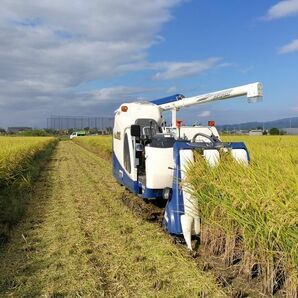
[279,38,298,53]
[0,84,157,127]
[265,0,298,20]
[153,58,221,80]
[0,1,183,122]
[166,86,177,93]
[0,0,227,127]
[240,66,254,74]
[198,110,211,117]
[80,86,154,106]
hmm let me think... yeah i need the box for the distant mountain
[218,117,298,131]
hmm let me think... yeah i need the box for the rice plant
[73,135,112,159]
[186,136,298,296]
[0,136,56,236]
[0,137,55,186]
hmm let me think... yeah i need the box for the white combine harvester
[112,82,263,250]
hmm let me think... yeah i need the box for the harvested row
[0,141,224,297]
[0,137,57,240]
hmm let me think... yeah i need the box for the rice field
[187,136,298,296]
[0,137,55,186]
[74,134,298,296]
[73,135,112,159]
[1,135,297,296]
[0,141,224,297]
[0,136,56,236]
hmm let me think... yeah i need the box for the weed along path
[0,141,224,297]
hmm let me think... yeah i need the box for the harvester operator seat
[135,118,162,146]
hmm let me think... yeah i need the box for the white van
[70,131,86,139]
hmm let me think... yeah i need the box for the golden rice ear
[184,135,298,297]
[0,136,57,235]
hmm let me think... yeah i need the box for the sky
[0,0,298,128]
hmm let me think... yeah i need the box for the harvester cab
[112,82,263,250]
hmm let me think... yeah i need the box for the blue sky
[172,1,296,124]
[0,0,297,127]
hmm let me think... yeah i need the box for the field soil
[0,141,224,297]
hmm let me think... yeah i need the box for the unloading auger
[112,82,263,250]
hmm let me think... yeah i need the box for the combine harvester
[112,82,263,250]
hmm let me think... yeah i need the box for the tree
[269,127,280,135]
[45,128,59,135]
[67,128,74,135]
[18,129,49,136]
[106,127,113,134]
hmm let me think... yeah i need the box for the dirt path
[0,141,224,297]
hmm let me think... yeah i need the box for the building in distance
[249,129,263,136]
[282,128,298,135]
[7,127,32,134]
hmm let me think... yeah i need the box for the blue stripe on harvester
[150,94,184,106]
